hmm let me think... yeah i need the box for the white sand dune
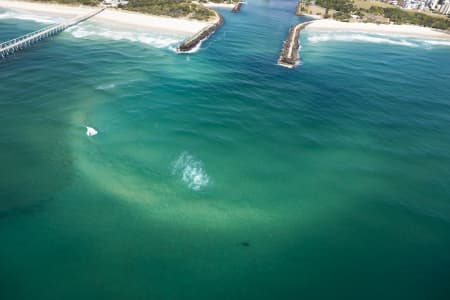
[306,19,450,40]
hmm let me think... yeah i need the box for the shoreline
[0,0,213,34]
[306,19,450,40]
[299,13,323,20]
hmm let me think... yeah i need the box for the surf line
[278,21,314,68]
[176,10,224,53]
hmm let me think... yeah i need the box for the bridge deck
[1,8,104,58]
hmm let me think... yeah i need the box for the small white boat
[86,126,98,137]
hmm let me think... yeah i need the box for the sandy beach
[300,13,323,20]
[306,19,450,40]
[199,1,235,9]
[0,0,213,34]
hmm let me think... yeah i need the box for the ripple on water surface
[172,152,210,191]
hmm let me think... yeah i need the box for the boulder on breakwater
[278,21,313,68]
[176,13,224,53]
[232,2,242,13]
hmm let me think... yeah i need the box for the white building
[102,0,129,7]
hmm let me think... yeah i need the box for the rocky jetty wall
[278,21,313,68]
[177,12,224,53]
[232,2,242,13]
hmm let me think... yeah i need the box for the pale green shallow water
[1,1,450,299]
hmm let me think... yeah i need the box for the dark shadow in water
[240,241,250,247]
[0,197,54,220]
[0,109,74,219]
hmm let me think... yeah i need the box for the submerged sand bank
[0,0,213,34]
[306,19,450,40]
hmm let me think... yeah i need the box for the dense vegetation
[369,6,450,30]
[30,0,100,6]
[28,0,216,20]
[310,0,450,30]
[315,0,354,13]
[123,0,214,21]
[199,0,236,3]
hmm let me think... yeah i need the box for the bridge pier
[0,8,104,60]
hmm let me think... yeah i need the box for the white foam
[170,34,210,54]
[0,11,59,24]
[172,152,210,191]
[96,83,115,90]
[182,40,202,53]
[308,32,418,47]
[422,39,450,47]
[67,25,182,48]
[177,39,203,54]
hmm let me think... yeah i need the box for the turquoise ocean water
[1,0,450,299]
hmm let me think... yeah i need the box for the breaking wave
[307,32,450,49]
[66,25,182,48]
[169,35,206,54]
[0,11,60,24]
[307,32,418,47]
[422,39,450,47]
[172,152,210,191]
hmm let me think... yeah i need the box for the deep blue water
[1,1,450,299]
